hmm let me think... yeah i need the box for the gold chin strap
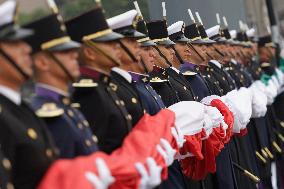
[84,40,121,66]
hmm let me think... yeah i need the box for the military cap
[65,7,123,43]
[206,25,226,42]
[0,0,33,41]
[146,20,175,46]
[184,23,213,44]
[24,14,80,53]
[136,20,156,47]
[258,35,276,48]
[107,10,145,39]
[167,21,190,43]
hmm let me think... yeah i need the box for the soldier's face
[83,41,122,69]
[0,41,32,85]
[53,49,80,81]
[119,38,141,64]
[174,43,191,61]
[140,46,155,72]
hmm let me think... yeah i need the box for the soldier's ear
[82,46,96,62]
[33,52,50,72]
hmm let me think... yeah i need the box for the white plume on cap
[162,2,166,18]
[195,12,203,25]
[188,9,195,22]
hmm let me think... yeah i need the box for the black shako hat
[65,7,123,43]
[146,20,175,46]
[24,14,80,53]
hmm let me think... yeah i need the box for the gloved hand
[135,157,163,189]
[249,81,267,118]
[275,68,284,86]
[168,101,206,136]
[171,127,185,148]
[85,158,115,189]
[265,79,278,104]
[157,138,176,166]
[221,88,252,133]
[254,80,274,105]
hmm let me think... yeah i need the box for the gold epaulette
[260,62,271,68]
[72,79,98,88]
[71,103,81,108]
[150,77,168,83]
[182,71,197,76]
[36,103,64,118]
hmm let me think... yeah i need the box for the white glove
[275,68,284,86]
[204,106,224,128]
[85,158,115,189]
[157,138,176,166]
[266,79,278,104]
[254,80,274,105]
[249,82,267,118]
[271,75,281,91]
[221,88,252,133]
[168,101,205,136]
[135,157,162,189]
[171,127,185,148]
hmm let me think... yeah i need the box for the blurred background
[0,0,283,43]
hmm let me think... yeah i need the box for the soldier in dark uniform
[107,10,146,126]
[146,19,197,103]
[65,6,134,154]
[24,12,98,158]
[0,1,57,188]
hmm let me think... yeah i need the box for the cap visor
[157,39,175,46]
[92,31,124,42]
[140,40,157,47]
[3,27,34,41]
[48,40,81,52]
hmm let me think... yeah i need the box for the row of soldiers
[1,0,284,188]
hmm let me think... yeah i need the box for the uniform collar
[180,62,196,71]
[210,60,222,68]
[111,67,132,83]
[0,85,21,105]
[35,83,69,103]
[170,66,180,74]
[128,71,149,83]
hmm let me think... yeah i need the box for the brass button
[131,98,137,104]
[120,100,125,106]
[183,86,187,90]
[7,182,14,189]
[222,77,225,81]
[85,139,92,147]
[92,135,98,143]
[27,128,37,140]
[154,96,158,100]
[62,98,70,105]
[83,120,89,127]
[126,114,132,121]
[103,76,108,83]
[207,75,211,78]
[109,83,118,91]
[67,110,74,117]
[115,100,120,106]
[77,123,83,129]
[46,149,53,158]
[2,158,11,170]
